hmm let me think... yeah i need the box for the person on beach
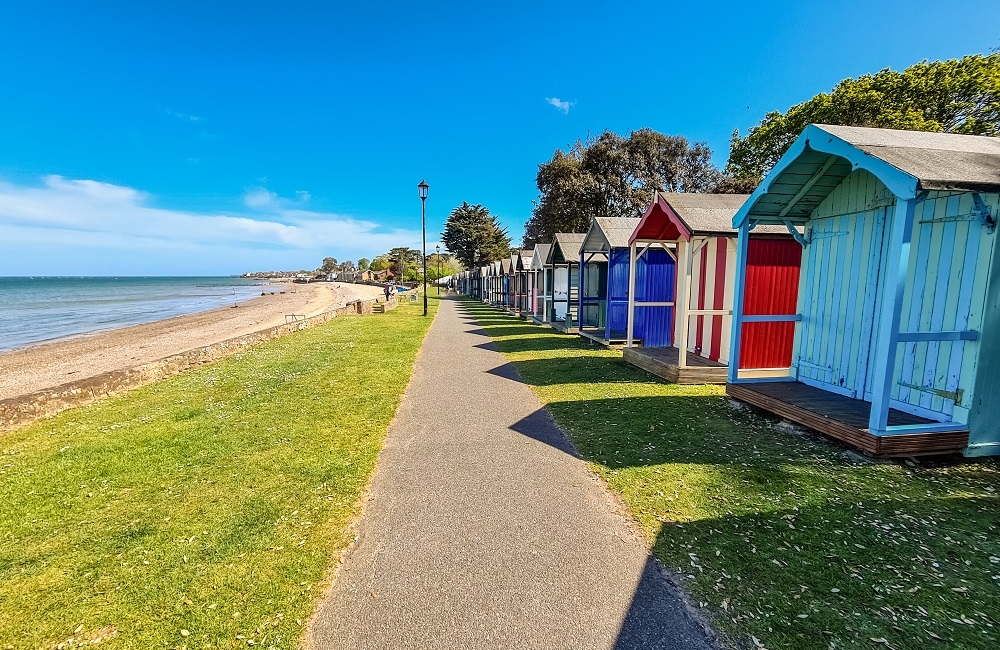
[383,285,392,302]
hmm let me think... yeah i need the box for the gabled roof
[582,217,641,252]
[515,249,533,271]
[631,193,788,242]
[501,258,512,273]
[530,244,551,270]
[735,124,1000,227]
[546,233,586,264]
[821,124,1000,191]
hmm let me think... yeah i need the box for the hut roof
[820,124,1000,191]
[515,249,533,271]
[547,233,586,264]
[582,217,641,252]
[501,258,512,273]
[736,124,1000,227]
[530,244,551,270]
[632,193,788,242]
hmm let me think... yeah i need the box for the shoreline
[0,282,388,429]
[0,282,299,355]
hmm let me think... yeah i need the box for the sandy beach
[0,281,386,402]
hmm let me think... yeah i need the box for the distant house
[728,124,1000,457]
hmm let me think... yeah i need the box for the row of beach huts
[450,124,1000,459]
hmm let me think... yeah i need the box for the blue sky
[0,1,996,275]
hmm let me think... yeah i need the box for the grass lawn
[463,299,1000,650]
[0,296,437,650]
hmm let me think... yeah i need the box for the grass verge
[0,296,438,650]
[462,299,1000,650]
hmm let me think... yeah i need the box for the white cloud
[545,97,574,115]
[0,176,422,275]
[164,108,202,122]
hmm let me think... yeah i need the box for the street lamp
[417,180,429,317]
[436,244,441,296]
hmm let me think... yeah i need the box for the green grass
[463,299,1000,650]
[0,297,438,650]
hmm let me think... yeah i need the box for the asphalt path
[309,297,717,649]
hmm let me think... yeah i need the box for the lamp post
[436,244,441,296]
[418,180,429,316]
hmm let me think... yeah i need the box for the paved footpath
[310,298,716,649]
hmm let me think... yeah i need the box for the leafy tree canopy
[441,202,513,267]
[321,257,338,273]
[522,129,734,247]
[726,53,1000,183]
[356,257,371,272]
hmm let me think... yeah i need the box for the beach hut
[577,217,639,346]
[530,244,551,323]
[727,124,1000,457]
[623,193,801,383]
[545,233,585,332]
[500,258,513,309]
[485,261,497,305]
[513,249,533,314]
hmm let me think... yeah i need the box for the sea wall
[0,297,385,432]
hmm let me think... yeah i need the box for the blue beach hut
[727,124,1000,457]
[578,217,640,346]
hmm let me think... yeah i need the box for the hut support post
[869,198,916,434]
[675,238,691,368]
[627,242,637,348]
[578,253,585,332]
[728,221,751,383]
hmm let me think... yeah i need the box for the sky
[0,1,996,275]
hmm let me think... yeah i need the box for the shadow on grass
[456,294,1000,649]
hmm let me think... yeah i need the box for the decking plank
[726,381,969,457]
[624,347,728,385]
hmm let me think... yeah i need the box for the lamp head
[417,180,429,200]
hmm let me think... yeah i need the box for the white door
[553,267,568,320]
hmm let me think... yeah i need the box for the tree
[370,255,391,272]
[387,247,422,280]
[356,257,371,272]
[522,129,724,246]
[321,257,338,273]
[441,202,513,268]
[726,53,1000,183]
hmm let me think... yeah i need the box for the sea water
[0,277,274,351]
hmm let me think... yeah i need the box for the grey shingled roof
[818,124,1000,191]
[582,217,641,251]
[548,233,586,264]
[531,244,551,270]
[658,193,788,235]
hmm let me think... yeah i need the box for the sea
[0,276,277,352]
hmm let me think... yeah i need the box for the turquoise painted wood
[791,169,998,428]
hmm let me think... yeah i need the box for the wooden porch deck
[726,381,969,457]
[623,346,728,384]
[550,320,577,334]
[579,328,636,349]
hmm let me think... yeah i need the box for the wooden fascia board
[581,222,611,254]
[733,124,920,229]
[629,194,693,244]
